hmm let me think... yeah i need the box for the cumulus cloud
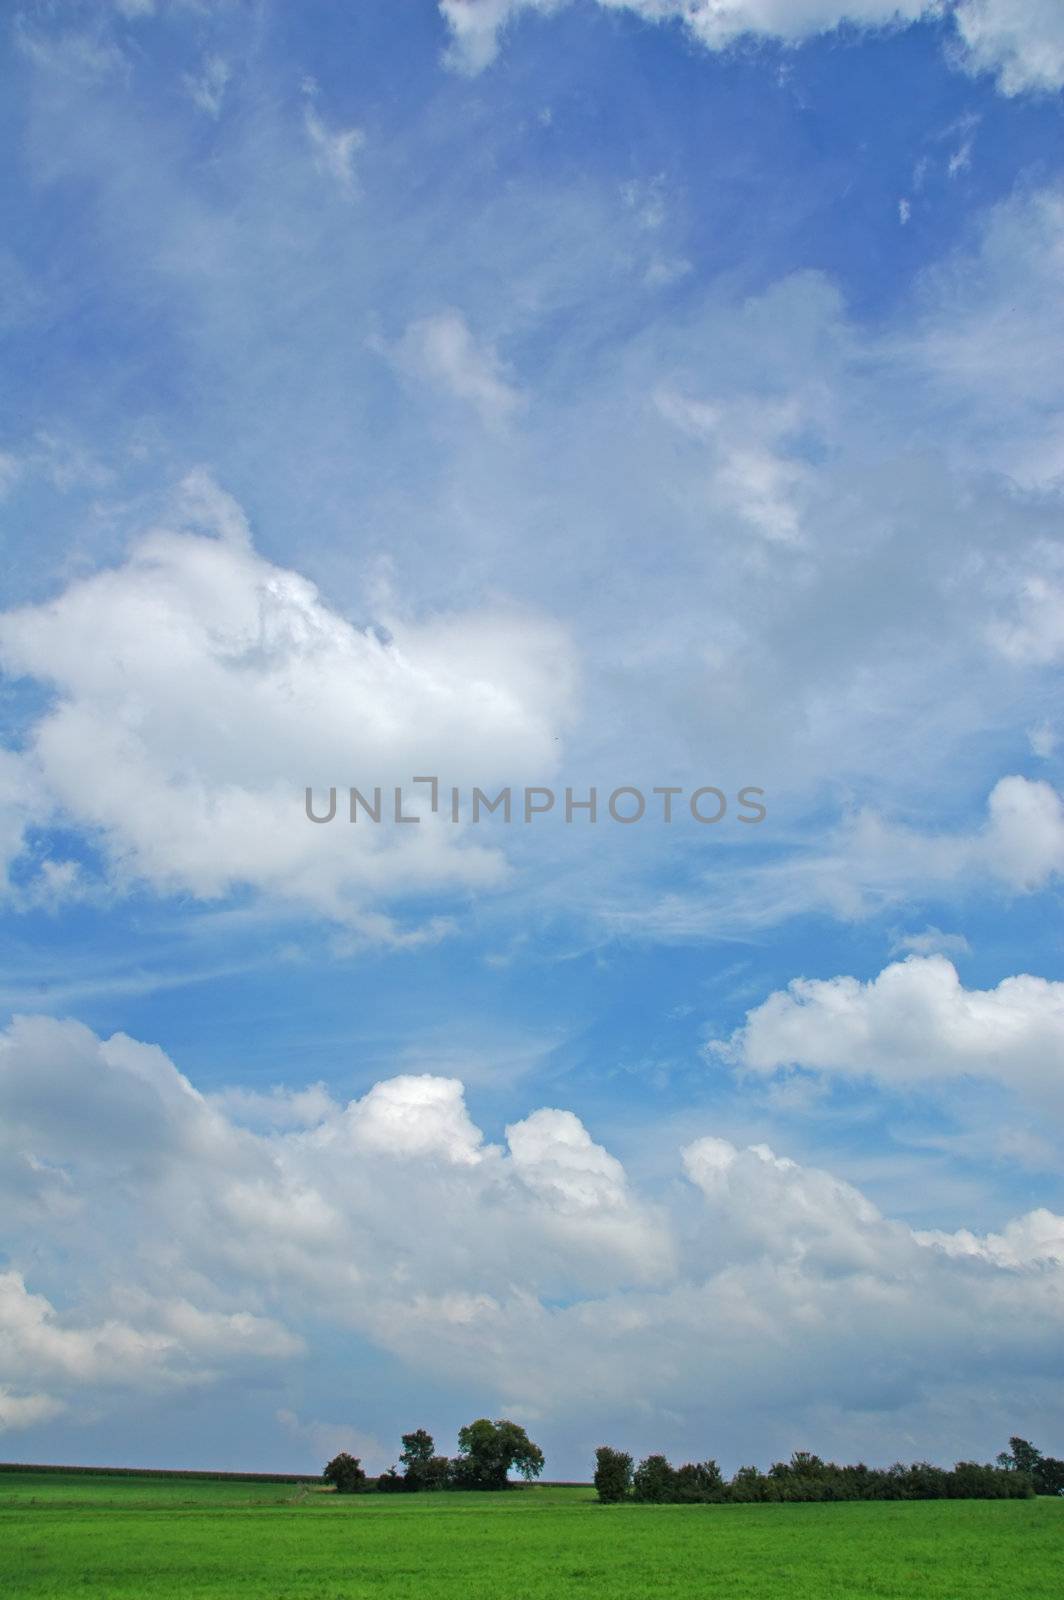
[0,474,576,933]
[2,1012,1064,1456]
[981,774,1064,889]
[0,1385,64,1435]
[342,1075,487,1165]
[917,1206,1064,1267]
[953,0,1064,95]
[714,954,1064,1116]
[0,1266,299,1432]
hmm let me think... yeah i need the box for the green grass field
[1,1472,1060,1599]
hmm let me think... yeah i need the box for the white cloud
[991,567,1064,666]
[507,1107,628,1210]
[916,1206,1064,1267]
[626,776,1064,939]
[441,1,930,74]
[715,954,1064,1115]
[982,774,1064,889]
[440,0,566,75]
[2,1012,1064,1455]
[0,1385,64,1434]
[953,0,1064,95]
[655,387,813,544]
[388,311,526,429]
[440,1,1064,96]
[343,1075,487,1165]
[0,1269,298,1397]
[208,1082,337,1132]
[0,474,576,932]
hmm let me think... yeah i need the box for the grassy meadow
[1,1471,1061,1599]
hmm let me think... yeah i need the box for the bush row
[594,1446,1042,1504]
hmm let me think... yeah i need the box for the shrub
[593,1447,633,1503]
[673,1461,725,1503]
[632,1455,677,1503]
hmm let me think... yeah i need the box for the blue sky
[2,0,1064,1478]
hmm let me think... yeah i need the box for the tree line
[323,1418,544,1493]
[324,1425,1063,1502]
[593,1435,1064,1503]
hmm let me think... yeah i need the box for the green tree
[1034,1456,1064,1496]
[399,1429,450,1491]
[632,1454,676,1503]
[400,1429,435,1471]
[1006,1437,1043,1477]
[453,1418,544,1489]
[322,1452,366,1494]
[593,1446,633,1503]
[999,1437,1064,1496]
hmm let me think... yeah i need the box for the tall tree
[400,1430,435,1471]
[454,1418,544,1489]
[399,1429,450,1491]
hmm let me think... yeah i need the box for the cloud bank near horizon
[3,1013,1062,1467]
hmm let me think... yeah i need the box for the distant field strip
[2,1472,1061,1599]
[0,1462,319,1482]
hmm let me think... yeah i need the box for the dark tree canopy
[322,1452,366,1494]
[454,1418,545,1489]
[400,1429,435,1469]
[398,1429,450,1491]
[594,1446,634,1504]
[593,1443,1040,1505]
[998,1437,1064,1496]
